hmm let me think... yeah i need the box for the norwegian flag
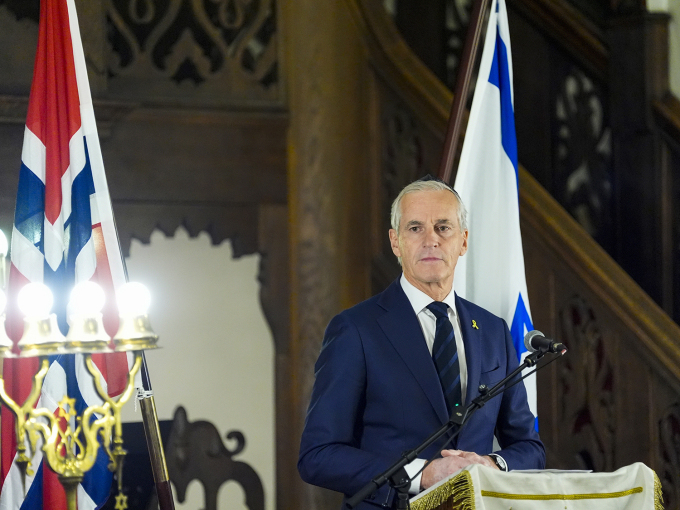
[0,0,130,508]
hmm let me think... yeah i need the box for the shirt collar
[399,274,457,317]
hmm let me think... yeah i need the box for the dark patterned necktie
[427,301,462,414]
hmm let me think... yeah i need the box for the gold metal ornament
[115,492,129,510]
[0,281,156,510]
[0,352,143,510]
[113,313,159,352]
[63,312,113,354]
[0,357,51,491]
[17,313,66,357]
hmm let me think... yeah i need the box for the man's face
[389,189,468,293]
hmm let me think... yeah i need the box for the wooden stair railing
[346,0,680,507]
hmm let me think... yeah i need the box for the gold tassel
[653,471,664,510]
[410,470,475,510]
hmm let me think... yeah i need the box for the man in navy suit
[298,179,545,509]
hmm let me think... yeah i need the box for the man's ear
[389,229,401,258]
[460,229,469,256]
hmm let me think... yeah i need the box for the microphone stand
[345,348,552,509]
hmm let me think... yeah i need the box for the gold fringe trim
[410,470,475,510]
[481,487,642,500]
[411,468,664,509]
[653,470,664,510]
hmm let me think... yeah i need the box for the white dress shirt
[399,274,468,493]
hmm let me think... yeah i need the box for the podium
[409,463,663,510]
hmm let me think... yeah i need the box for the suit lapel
[456,294,482,407]
[377,281,449,424]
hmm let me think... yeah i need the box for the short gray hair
[390,179,468,233]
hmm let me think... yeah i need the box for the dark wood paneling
[102,109,287,205]
[394,0,447,85]
[508,8,553,189]
[257,204,293,510]
[607,13,670,308]
[0,121,23,236]
[508,0,607,78]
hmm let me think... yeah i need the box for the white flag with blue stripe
[453,0,537,424]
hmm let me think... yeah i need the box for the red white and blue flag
[0,0,129,508]
[453,0,537,426]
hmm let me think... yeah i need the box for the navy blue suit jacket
[298,279,545,509]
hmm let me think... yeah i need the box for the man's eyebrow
[403,219,456,229]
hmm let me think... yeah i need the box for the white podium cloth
[410,463,662,510]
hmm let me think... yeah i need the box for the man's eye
[437,225,451,232]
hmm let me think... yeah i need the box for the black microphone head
[524,330,545,352]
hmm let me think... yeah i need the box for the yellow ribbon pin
[472,320,479,330]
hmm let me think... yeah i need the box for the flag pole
[437,0,492,183]
[138,368,176,510]
[117,233,176,510]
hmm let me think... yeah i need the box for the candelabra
[0,280,159,510]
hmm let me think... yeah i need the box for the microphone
[524,330,567,354]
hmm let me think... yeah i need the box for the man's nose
[423,227,439,246]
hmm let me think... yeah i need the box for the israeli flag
[453,0,537,424]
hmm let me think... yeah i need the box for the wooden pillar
[281,0,372,508]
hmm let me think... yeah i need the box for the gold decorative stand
[0,281,159,510]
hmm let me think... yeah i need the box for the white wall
[649,0,680,98]
[668,1,680,98]
[121,227,275,510]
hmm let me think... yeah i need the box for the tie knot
[427,301,449,319]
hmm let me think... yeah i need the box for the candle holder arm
[0,357,51,490]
